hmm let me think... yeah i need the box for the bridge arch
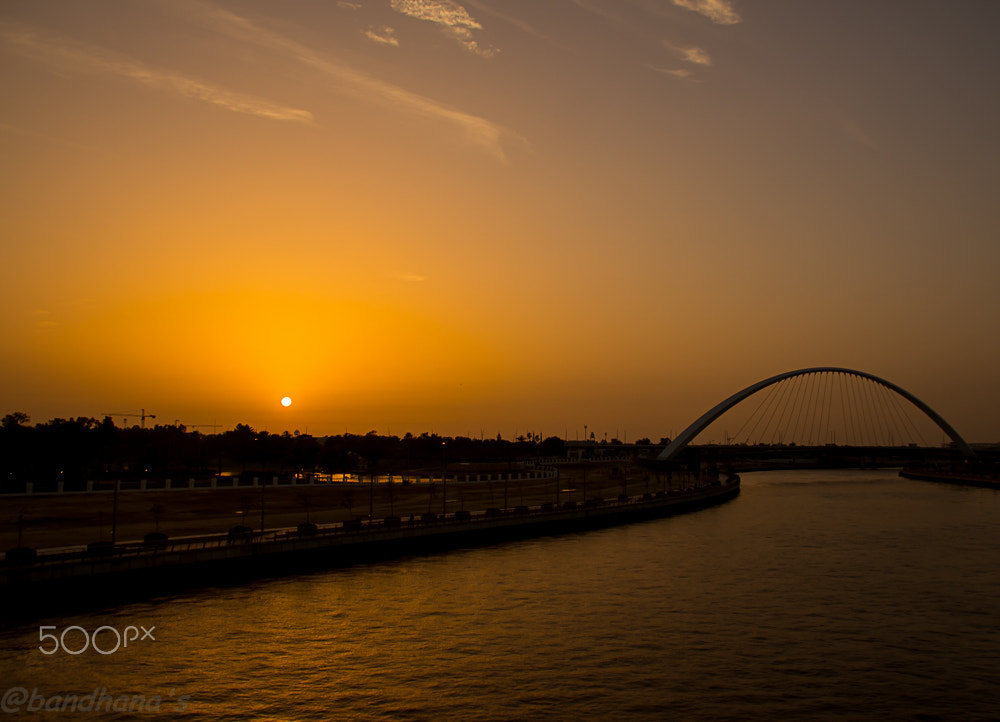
[656,367,974,461]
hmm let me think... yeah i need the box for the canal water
[2,470,998,720]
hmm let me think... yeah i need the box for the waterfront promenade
[0,462,669,550]
[1,470,738,618]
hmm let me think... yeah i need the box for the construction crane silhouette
[104,409,156,428]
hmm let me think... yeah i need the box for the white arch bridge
[656,367,975,462]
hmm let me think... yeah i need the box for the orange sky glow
[2,0,999,442]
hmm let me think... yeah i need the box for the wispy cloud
[0,23,314,124]
[650,41,711,80]
[568,0,634,28]
[646,65,695,80]
[364,26,400,47]
[675,45,711,66]
[463,0,551,43]
[569,1,722,79]
[194,4,520,161]
[821,98,879,151]
[29,309,58,333]
[393,272,428,283]
[390,0,496,57]
[671,0,741,25]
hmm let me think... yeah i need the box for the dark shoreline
[1,479,740,624]
[898,469,1000,489]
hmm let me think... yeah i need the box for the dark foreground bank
[1,478,740,622]
[899,467,1000,489]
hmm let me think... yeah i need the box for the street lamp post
[111,479,119,544]
[260,477,266,534]
[441,442,447,517]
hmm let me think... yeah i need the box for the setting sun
[0,0,997,443]
[281,397,292,407]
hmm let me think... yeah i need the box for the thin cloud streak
[821,98,879,151]
[364,26,400,47]
[646,64,696,80]
[28,310,58,334]
[568,0,634,28]
[463,0,551,43]
[570,0,718,76]
[0,23,314,124]
[194,3,520,161]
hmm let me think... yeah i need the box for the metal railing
[3,480,729,570]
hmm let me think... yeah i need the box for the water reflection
[2,470,999,720]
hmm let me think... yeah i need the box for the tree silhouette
[0,413,585,494]
[1,412,29,429]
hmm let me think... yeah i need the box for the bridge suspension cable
[657,367,974,461]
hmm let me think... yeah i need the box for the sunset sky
[2,0,999,442]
